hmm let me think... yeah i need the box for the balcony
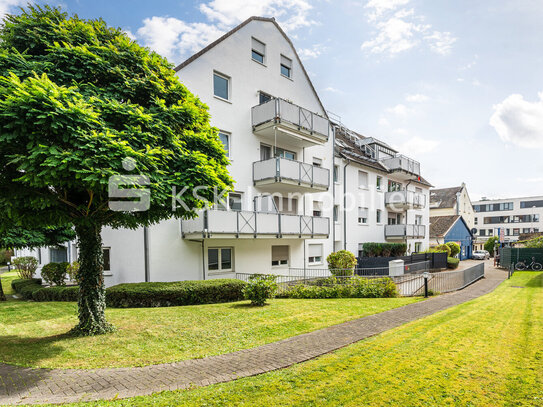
[181,209,330,239]
[251,98,329,147]
[253,157,330,193]
[380,154,421,179]
[385,190,426,210]
[385,224,426,239]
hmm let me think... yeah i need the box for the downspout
[303,147,306,272]
[343,158,351,251]
[143,226,150,282]
[201,241,206,280]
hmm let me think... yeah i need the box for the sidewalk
[0,265,507,405]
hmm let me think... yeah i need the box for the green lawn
[57,272,542,407]
[0,270,18,295]
[0,273,418,369]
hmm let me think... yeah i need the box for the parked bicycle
[515,257,543,271]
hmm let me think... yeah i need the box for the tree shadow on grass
[0,332,72,367]
[229,303,270,309]
[524,273,543,288]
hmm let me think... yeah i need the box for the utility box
[389,259,405,276]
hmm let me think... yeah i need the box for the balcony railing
[251,98,329,142]
[385,190,426,209]
[381,154,421,176]
[385,224,426,239]
[181,209,330,239]
[253,157,330,191]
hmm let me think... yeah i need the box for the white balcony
[181,210,330,239]
[253,157,330,193]
[380,154,421,179]
[385,190,426,210]
[385,224,426,239]
[251,98,329,147]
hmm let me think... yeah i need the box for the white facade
[473,196,543,243]
[15,17,431,285]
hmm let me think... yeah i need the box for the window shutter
[308,244,322,257]
[272,246,289,261]
[281,55,292,68]
[252,38,265,55]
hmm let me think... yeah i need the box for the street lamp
[423,271,429,298]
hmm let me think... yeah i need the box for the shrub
[0,248,12,265]
[327,250,357,276]
[361,243,407,257]
[41,262,69,286]
[66,261,80,282]
[447,257,459,269]
[242,274,278,306]
[282,277,397,299]
[12,256,38,279]
[484,236,499,256]
[32,285,79,302]
[429,244,451,257]
[106,279,246,308]
[445,242,461,257]
[11,278,43,299]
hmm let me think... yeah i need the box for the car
[472,250,490,260]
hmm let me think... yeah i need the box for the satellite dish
[471,228,478,235]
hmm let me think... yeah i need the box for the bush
[361,243,407,257]
[484,236,499,256]
[429,244,451,257]
[282,277,397,299]
[327,250,357,276]
[445,242,461,257]
[11,278,43,299]
[66,261,80,282]
[32,285,79,302]
[242,274,278,306]
[41,262,69,286]
[0,248,12,265]
[12,256,38,279]
[447,257,459,269]
[106,279,246,308]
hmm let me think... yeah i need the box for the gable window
[358,207,368,224]
[103,247,111,272]
[358,171,368,188]
[376,176,382,191]
[280,55,292,78]
[213,72,230,100]
[218,131,230,157]
[251,37,266,64]
[272,245,289,267]
[308,244,323,264]
[208,248,233,272]
[259,91,273,105]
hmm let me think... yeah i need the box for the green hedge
[361,243,407,257]
[11,278,78,301]
[280,277,397,299]
[106,279,247,308]
[447,257,460,269]
[11,278,43,299]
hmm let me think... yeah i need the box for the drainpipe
[343,158,351,251]
[201,241,206,280]
[143,226,150,282]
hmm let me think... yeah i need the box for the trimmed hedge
[361,243,407,257]
[447,257,460,269]
[11,278,78,301]
[280,277,397,299]
[11,278,43,299]
[106,279,247,308]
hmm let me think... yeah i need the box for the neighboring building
[429,183,475,230]
[430,215,473,260]
[472,196,543,244]
[14,16,431,285]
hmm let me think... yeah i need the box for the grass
[0,270,18,295]
[0,272,418,369]
[56,272,542,407]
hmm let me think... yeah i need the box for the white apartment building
[473,196,543,243]
[14,17,431,285]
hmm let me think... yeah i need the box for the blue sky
[2,0,543,200]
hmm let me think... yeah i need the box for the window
[520,200,543,208]
[376,209,382,223]
[513,228,520,236]
[333,165,339,183]
[37,248,41,264]
[251,37,266,64]
[228,193,242,211]
[275,147,296,160]
[415,215,423,225]
[358,207,368,224]
[272,245,289,267]
[218,131,230,157]
[312,157,322,167]
[414,242,422,253]
[376,176,382,191]
[388,180,402,192]
[308,244,323,264]
[474,218,478,225]
[50,247,67,263]
[488,229,493,236]
[313,201,322,217]
[213,72,229,100]
[479,229,486,236]
[475,202,514,212]
[259,91,272,105]
[415,187,423,193]
[103,248,111,272]
[358,171,368,188]
[358,243,364,258]
[280,55,292,78]
[388,213,401,225]
[208,248,233,272]
[523,228,531,234]
[274,196,298,215]
[333,205,339,222]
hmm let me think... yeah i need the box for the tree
[0,6,232,334]
[484,236,499,257]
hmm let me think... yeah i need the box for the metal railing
[385,224,426,239]
[251,98,329,140]
[181,209,330,238]
[253,157,330,189]
[385,190,426,208]
[380,154,421,176]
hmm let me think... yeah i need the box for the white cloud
[361,0,456,56]
[0,0,25,21]
[386,103,412,117]
[298,44,327,60]
[405,93,429,103]
[323,86,343,94]
[123,30,136,41]
[378,116,390,126]
[490,91,543,148]
[396,136,439,155]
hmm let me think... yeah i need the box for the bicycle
[515,257,543,271]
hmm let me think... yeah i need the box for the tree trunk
[0,274,6,301]
[71,223,114,336]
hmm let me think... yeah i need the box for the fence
[500,247,543,269]
[235,262,484,297]
[357,252,447,270]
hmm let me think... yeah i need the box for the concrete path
[0,266,507,405]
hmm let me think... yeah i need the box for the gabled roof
[430,186,463,209]
[430,215,472,238]
[173,16,328,119]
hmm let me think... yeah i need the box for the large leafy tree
[0,6,232,334]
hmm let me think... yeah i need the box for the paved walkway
[0,266,507,405]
